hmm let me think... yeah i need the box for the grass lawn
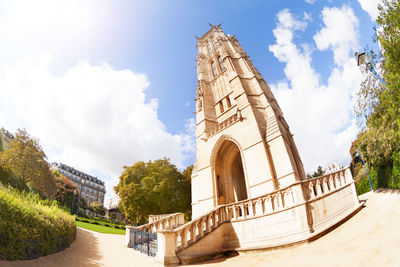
[76,221,125,235]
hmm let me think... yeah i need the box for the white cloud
[268,6,363,172]
[0,54,194,201]
[303,12,313,22]
[0,0,97,68]
[357,0,383,21]
[276,9,308,32]
[314,5,359,66]
[305,0,316,4]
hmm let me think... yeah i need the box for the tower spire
[191,26,306,218]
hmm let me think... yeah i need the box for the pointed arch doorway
[214,139,248,205]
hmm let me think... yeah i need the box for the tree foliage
[115,158,191,225]
[0,129,56,197]
[89,202,106,216]
[307,166,326,179]
[53,170,80,212]
[353,0,400,192]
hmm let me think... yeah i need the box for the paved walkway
[1,189,400,267]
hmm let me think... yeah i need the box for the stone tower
[191,25,306,218]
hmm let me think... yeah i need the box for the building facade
[52,162,106,205]
[191,24,306,218]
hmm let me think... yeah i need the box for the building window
[212,37,218,52]
[226,96,231,108]
[211,61,218,78]
[219,102,224,113]
[218,56,226,72]
[207,41,213,57]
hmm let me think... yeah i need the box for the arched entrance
[214,140,247,205]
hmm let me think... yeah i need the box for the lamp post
[71,189,76,215]
[355,52,386,86]
[76,185,83,216]
[356,148,374,192]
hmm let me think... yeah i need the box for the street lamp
[355,148,374,192]
[355,52,386,86]
[71,189,76,215]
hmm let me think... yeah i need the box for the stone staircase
[125,167,362,265]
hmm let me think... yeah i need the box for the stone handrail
[126,212,185,233]
[149,214,172,223]
[168,184,298,253]
[206,112,241,138]
[303,167,353,201]
[158,167,353,255]
[152,168,357,265]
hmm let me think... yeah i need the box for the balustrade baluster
[191,224,196,242]
[278,193,284,208]
[181,230,187,247]
[212,212,216,228]
[335,173,341,187]
[205,216,211,232]
[329,175,335,189]
[233,206,238,220]
[247,201,253,217]
[241,204,246,218]
[340,171,346,184]
[316,180,323,195]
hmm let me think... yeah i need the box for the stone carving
[196,80,204,112]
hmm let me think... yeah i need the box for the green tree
[115,158,191,225]
[354,0,400,191]
[89,202,106,216]
[53,170,80,211]
[307,166,325,179]
[0,131,28,190]
[0,129,56,197]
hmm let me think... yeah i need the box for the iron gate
[128,229,157,257]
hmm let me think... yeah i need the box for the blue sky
[0,0,382,203]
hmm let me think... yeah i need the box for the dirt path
[0,228,160,267]
[1,189,399,267]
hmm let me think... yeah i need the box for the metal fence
[128,229,157,257]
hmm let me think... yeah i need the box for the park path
[1,189,400,267]
[0,228,160,267]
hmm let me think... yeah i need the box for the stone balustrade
[149,214,171,223]
[152,167,358,265]
[125,213,185,247]
[166,185,297,254]
[303,168,351,200]
[206,112,240,138]
[173,206,225,252]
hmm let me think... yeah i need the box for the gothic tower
[191,25,306,218]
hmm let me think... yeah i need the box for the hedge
[76,217,125,230]
[355,164,400,195]
[0,186,76,260]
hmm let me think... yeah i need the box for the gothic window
[226,96,231,108]
[219,102,224,113]
[211,61,218,78]
[212,37,218,52]
[207,42,213,57]
[218,56,226,72]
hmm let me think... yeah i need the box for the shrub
[0,167,29,192]
[75,216,125,230]
[0,186,76,260]
[356,177,372,195]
